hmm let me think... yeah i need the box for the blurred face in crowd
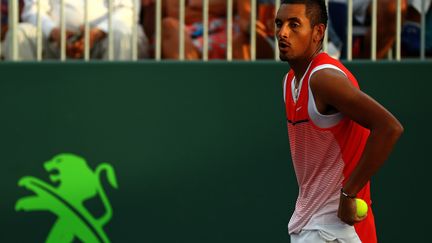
[275,3,324,62]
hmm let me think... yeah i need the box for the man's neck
[290,59,312,84]
[289,49,323,84]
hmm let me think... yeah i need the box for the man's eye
[290,23,299,28]
[275,21,282,28]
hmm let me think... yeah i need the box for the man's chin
[279,54,292,62]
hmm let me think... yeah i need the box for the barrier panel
[0,61,430,242]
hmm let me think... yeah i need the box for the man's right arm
[310,68,403,225]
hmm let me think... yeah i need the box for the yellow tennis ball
[356,198,368,217]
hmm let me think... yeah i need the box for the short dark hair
[281,0,328,27]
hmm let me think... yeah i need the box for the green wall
[0,61,430,242]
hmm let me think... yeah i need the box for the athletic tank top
[284,52,377,243]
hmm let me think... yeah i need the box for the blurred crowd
[1,0,431,61]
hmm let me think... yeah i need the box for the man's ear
[313,23,326,43]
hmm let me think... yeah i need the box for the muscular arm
[310,69,403,225]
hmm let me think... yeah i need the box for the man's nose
[277,24,290,40]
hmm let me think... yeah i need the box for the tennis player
[276,0,403,242]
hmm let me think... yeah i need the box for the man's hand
[49,27,74,46]
[67,27,106,59]
[337,194,367,225]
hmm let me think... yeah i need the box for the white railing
[179,0,185,60]
[8,0,19,60]
[60,0,65,61]
[226,0,233,61]
[396,0,402,60]
[371,0,377,61]
[347,0,353,60]
[155,0,162,61]
[421,0,427,59]
[3,0,430,61]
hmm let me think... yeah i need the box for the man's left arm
[310,68,404,225]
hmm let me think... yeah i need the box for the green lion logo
[15,153,118,243]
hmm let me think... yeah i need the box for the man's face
[275,4,314,62]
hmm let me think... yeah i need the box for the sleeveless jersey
[284,53,377,243]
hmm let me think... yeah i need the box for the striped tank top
[284,52,377,243]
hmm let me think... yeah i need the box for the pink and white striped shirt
[284,52,377,243]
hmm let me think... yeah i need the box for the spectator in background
[4,0,148,60]
[356,0,408,59]
[233,0,275,60]
[329,0,407,59]
[141,0,156,57]
[0,0,5,42]
[402,0,432,57]
[158,0,229,60]
[1,0,24,45]
[326,18,343,59]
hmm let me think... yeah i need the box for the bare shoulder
[309,68,355,94]
[309,68,399,129]
[309,68,362,109]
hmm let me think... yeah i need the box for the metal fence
[3,0,430,61]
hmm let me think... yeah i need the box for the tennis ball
[356,198,368,217]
